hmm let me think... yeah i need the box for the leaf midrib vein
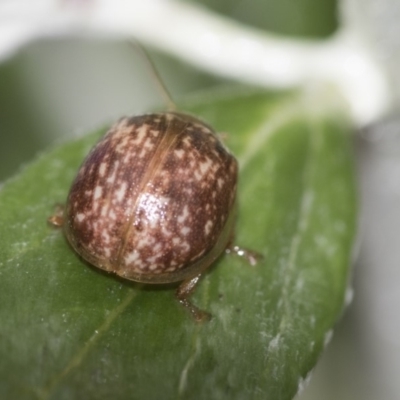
[238,97,301,171]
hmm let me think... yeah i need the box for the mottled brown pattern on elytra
[64,112,237,282]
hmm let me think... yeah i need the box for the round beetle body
[64,111,238,288]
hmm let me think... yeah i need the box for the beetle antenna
[130,41,177,111]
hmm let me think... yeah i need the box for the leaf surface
[0,88,357,400]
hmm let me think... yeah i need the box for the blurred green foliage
[181,0,338,38]
[0,56,49,181]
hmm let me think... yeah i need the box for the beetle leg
[225,245,262,266]
[217,132,229,141]
[176,275,211,322]
[48,204,65,227]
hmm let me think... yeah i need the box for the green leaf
[0,88,357,400]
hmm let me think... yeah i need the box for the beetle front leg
[48,204,65,227]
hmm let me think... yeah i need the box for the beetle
[49,45,258,321]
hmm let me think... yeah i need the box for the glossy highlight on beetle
[64,111,238,289]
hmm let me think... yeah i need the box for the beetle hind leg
[176,275,211,323]
[225,244,262,266]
